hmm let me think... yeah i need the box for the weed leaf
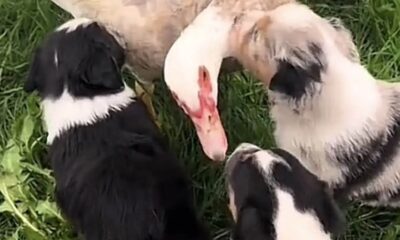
[22,226,46,240]
[0,200,13,213]
[20,114,35,146]
[0,174,19,188]
[1,141,22,175]
[36,200,63,220]
[5,229,20,240]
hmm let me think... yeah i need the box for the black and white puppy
[24,18,209,240]
[225,143,345,240]
[231,3,400,206]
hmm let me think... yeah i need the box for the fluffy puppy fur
[24,18,209,240]
[225,143,345,240]
[230,3,400,206]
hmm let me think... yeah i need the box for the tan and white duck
[52,0,293,161]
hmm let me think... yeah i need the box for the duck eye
[233,14,243,25]
[233,16,239,24]
[252,28,259,41]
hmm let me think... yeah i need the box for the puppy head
[225,143,277,240]
[230,3,359,100]
[225,143,345,240]
[25,18,126,99]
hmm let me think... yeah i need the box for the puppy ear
[24,48,42,93]
[81,47,124,91]
[327,17,360,63]
[319,183,346,236]
[233,207,274,240]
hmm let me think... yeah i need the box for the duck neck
[185,4,234,58]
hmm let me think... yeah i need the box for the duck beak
[191,108,228,162]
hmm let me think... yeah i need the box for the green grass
[0,0,399,239]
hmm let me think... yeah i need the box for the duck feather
[51,0,242,82]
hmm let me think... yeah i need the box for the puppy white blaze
[56,17,93,33]
[252,150,284,174]
[43,86,134,144]
[231,143,286,173]
[164,5,232,161]
[274,189,331,240]
[228,142,259,157]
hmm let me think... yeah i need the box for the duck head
[164,5,234,162]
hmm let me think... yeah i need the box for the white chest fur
[43,87,134,144]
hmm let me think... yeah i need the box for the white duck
[164,0,294,160]
[50,0,242,160]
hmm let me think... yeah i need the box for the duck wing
[51,0,216,82]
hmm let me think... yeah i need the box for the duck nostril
[233,14,243,25]
[233,16,240,24]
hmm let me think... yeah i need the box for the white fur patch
[274,189,332,240]
[230,143,290,177]
[253,150,285,175]
[43,86,135,144]
[229,142,259,155]
[54,50,59,67]
[56,18,94,33]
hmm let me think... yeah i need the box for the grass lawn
[0,0,399,239]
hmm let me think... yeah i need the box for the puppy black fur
[25,19,209,240]
[229,158,276,240]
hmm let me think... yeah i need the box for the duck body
[51,0,242,83]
